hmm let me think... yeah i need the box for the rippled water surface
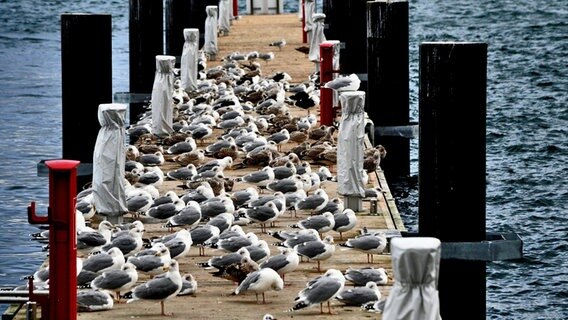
[0,0,566,318]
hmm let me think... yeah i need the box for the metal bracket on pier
[405,231,523,261]
[366,230,523,261]
[113,92,151,104]
[375,122,419,139]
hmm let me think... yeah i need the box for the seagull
[258,52,274,63]
[344,267,389,286]
[294,235,336,272]
[245,201,280,233]
[237,166,275,191]
[77,221,114,255]
[323,73,361,92]
[139,151,165,166]
[197,247,251,271]
[163,201,202,230]
[339,232,387,263]
[90,262,138,303]
[295,188,329,213]
[273,229,321,250]
[126,260,183,316]
[268,38,286,50]
[290,268,346,314]
[190,225,221,256]
[332,208,358,240]
[101,227,144,258]
[166,164,197,181]
[335,281,382,306]
[77,289,114,312]
[291,212,335,236]
[127,243,171,276]
[163,229,193,260]
[211,254,259,284]
[81,247,125,274]
[178,273,198,296]
[260,247,300,285]
[232,267,283,304]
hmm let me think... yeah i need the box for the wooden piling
[61,13,112,189]
[367,0,410,179]
[322,0,368,88]
[166,0,218,55]
[419,42,488,319]
[129,0,163,125]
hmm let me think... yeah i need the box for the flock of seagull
[25,36,391,318]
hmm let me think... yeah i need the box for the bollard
[233,0,238,18]
[152,55,176,137]
[319,40,340,126]
[28,160,80,320]
[419,42,487,319]
[337,91,366,211]
[367,0,410,180]
[304,0,314,44]
[322,0,368,92]
[61,14,112,190]
[301,0,307,43]
[129,0,163,125]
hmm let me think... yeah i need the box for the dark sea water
[0,0,566,318]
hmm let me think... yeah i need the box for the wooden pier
[40,13,405,320]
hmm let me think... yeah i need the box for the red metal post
[319,41,339,126]
[302,0,307,43]
[28,159,80,320]
[233,0,238,17]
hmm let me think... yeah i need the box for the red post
[302,0,307,43]
[319,40,340,126]
[232,0,238,17]
[28,159,79,320]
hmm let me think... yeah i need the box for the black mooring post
[367,0,409,179]
[166,0,218,56]
[129,0,163,125]
[322,0,368,91]
[61,14,112,190]
[166,0,191,57]
[419,42,487,319]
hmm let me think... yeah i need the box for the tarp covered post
[382,237,442,320]
[181,28,199,93]
[309,13,326,72]
[203,5,218,60]
[337,91,366,211]
[92,103,128,224]
[218,0,230,36]
[151,55,176,137]
[304,0,315,44]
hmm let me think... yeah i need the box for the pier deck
[70,13,404,320]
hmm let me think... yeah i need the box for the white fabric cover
[383,237,442,320]
[151,55,176,137]
[181,28,199,92]
[203,6,218,59]
[303,0,315,43]
[229,0,235,21]
[308,13,326,63]
[92,103,128,217]
[218,0,230,34]
[337,91,366,198]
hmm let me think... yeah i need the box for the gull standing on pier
[232,267,283,304]
[290,268,346,314]
[127,260,183,316]
[339,232,387,263]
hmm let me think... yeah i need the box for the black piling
[166,0,218,56]
[129,0,163,125]
[61,14,112,189]
[366,0,409,179]
[419,42,488,319]
[322,0,368,90]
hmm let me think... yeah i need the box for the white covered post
[309,13,326,71]
[218,0,230,36]
[151,55,176,137]
[92,103,128,224]
[181,28,199,93]
[304,0,315,43]
[203,5,218,60]
[383,237,442,320]
[337,91,366,211]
